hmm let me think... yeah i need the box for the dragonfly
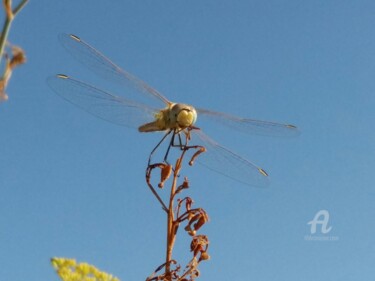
[47,34,299,187]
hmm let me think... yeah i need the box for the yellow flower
[51,258,120,281]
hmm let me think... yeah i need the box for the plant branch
[146,129,210,281]
[165,148,188,278]
[0,0,28,67]
[0,0,28,101]
[12,0,28,16]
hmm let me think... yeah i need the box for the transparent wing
[197,108,299,137]
[47,74,157,128]
[59,33,171,108]
[190,130,270,187]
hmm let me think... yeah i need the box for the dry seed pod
[200,252,210,261]
[158,164,172,188]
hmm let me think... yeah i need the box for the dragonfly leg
[148,130,173,166]
[146,163,169,213]
[163,128,190,163]
[170,129,187,148]
[165,128,208,165]
[146,130,173,213]
[174,131,184,150]
[171,128,207,166]
[163,129,180,164]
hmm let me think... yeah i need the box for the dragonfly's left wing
[197,108,299,137]
[190,130,270,187]
[47,74,157,128]
[58,33,171,108]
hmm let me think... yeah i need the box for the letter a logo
[307,210,332,234]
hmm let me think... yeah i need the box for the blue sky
[1,1,375,280]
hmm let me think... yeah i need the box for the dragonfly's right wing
[197,108,299,137]
[47,74,157,128]
[59,33,171,108]
[190,129,270,187]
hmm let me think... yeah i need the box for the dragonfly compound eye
[177,109,196,128]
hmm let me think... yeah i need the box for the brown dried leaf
[0,44,26,102]
[10,45,26,68]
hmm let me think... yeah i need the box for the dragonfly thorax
[138,103,197,132]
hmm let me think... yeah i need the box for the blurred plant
[51,258,120,281]
[145,129,210,281]
[0,0,28,101]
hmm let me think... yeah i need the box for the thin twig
[12,0,28,16]
[0,0,28,101]
[0,0,28,67]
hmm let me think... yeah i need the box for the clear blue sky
[1,1,375,280]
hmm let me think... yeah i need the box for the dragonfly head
[170,103,197,129]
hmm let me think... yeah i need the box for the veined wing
[59,33,171,108]
[47,74,157,128]
[191,130,270,187]
[197,108,299,137]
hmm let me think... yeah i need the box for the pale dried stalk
[165,150,187,278]
[0,0,28,101]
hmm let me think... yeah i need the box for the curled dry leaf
[188,146,206,166]
[194,212,209,231]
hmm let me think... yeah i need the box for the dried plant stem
[165,151,187,279]
[0,0,28,67]
[165,176,176,278]
[0,0,28,101]
[146,130,210,281]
